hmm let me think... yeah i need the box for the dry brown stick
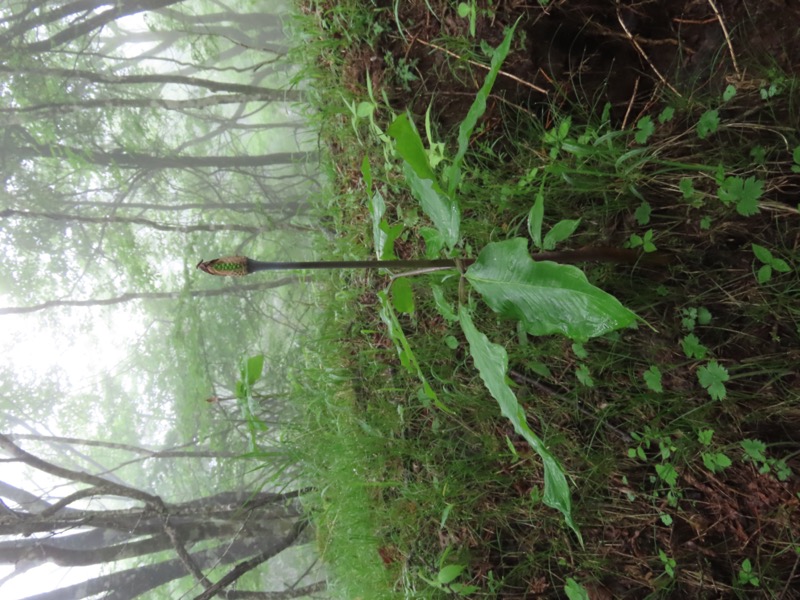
[416,38,549,96]
[615,0,682,98]
[706,0,741,79]
[621,75,640,131]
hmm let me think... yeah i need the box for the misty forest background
[1,0,325,598]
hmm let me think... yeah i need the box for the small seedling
[627,229,656,253]
[643,365,663,393]
[658,106,675,123]
[634,200,652,225]
[752,243,792,284]
[659,549,677,578]
[792,145,800,173]
[697,360,729,400]
[697,109,719,139]
[717,175,763,216]
[457,1,477,37]
[564,578,590,600]
[635,115,654,144]
[741,439,793,481]
[575,363,594,387]
[722,84,737,102]
[737,559,760,587]
[681,333,708,359]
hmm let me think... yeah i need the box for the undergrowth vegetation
[286,1,800,597]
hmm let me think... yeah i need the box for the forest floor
[288,1,800,598]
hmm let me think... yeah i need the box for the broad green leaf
[378,220,402,260]
[527,193,544,249]
[634,201,652,226]
[543,218,580,250]
[634,115,654,144]
[404,163,460,248]
[643,365,663,393]
[564,578,590,600]
[387,113,437,181]
[459,307,581,542]
[697,109,719,139]
[437,564,465,585]
[390,278,415,314]
[751,243,773,264]
[697,360,729,400]
[771,258,791,273]
[420,227,445,258]
[445,20,519,195]
[465,238,637,341]
[242,354,264,386]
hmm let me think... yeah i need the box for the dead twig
[416,38,549,96]
[615,0,682,98]
[706,0,742,80]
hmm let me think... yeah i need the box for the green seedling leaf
[697,307,712,325]
[700,216,712,230]
[403,163,460,248]
[438,564,465,585]
[655,463,678,487]
[445,19,518,195]
[757,264,772,284]
[751,145,766,165]
[697,360,729,400]
[571,342,588,359]
[575,364,594,387]
[460,307,581,542]
[772,258,791,273]
[752,243,773,262]
[387,113,437,181]
[391,278,415,314]
[543,218,581,250]
[241,354,264,386]
[528,192,545,249]
[682,333,708,359]
[718,176,763,216]
[723,84,737,102]
[697,109,719,139]
[564,578,590,600]
[658,106,675,123]
[741,439,767,463]
[702,451,732,473]
[634,201,652,225]
[634,115,654,144]
[698,429,714,445]
[465,239,636,341]
[643,365,663,392]
[679,177,696,200]
[457,2,470,18]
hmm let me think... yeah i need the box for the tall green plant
[362,22,637,542]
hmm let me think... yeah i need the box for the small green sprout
[717,175,763,216]
[628,229,656,252]
[643,365,663,393]
[635,115,655,144]
[697,360,729,400]
[752,243,792,284]
[682,333,708,359]
[737,559,760,587]
[697,109,719,139]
